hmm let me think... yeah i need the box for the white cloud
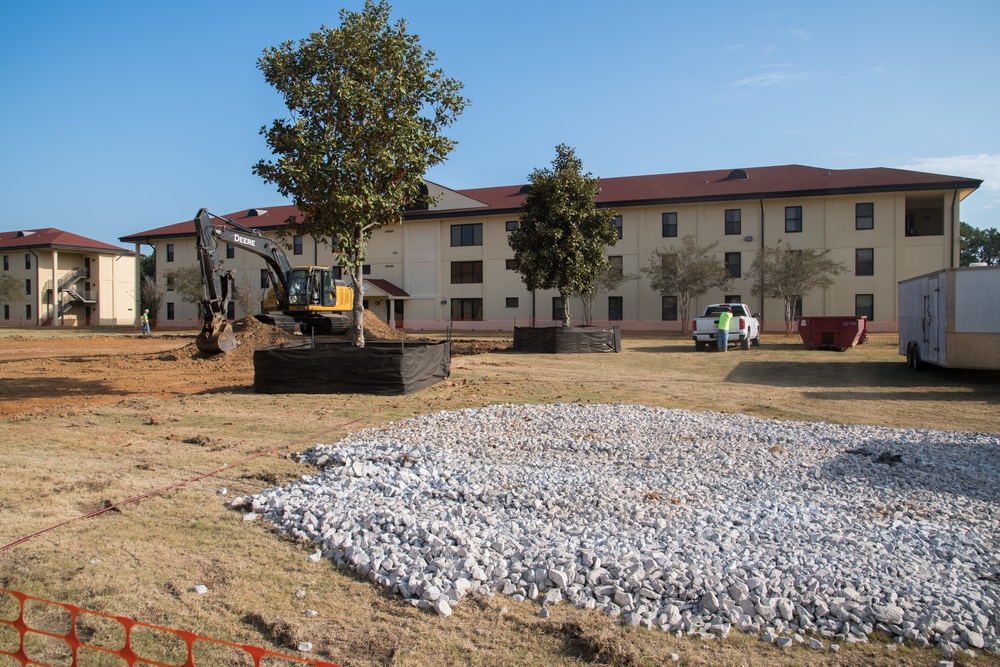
[731,70,816,87]
[897,154,1000,193]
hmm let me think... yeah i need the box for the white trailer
[899,266,1000,370]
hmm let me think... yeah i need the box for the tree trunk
[561,288,572,327]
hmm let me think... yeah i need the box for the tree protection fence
[0,588,339,667]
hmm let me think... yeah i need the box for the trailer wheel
[907,344,924,371]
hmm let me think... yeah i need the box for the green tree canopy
[508,144,619,327]
[164,266,204,315]
[578,263,639,325]
[745,239,846,332]
[640,235,733,332]
[254,0,467,345]
[0,274,23,307]
[961,222,1000,266]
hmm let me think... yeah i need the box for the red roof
[120,164,982,241]
[364,278,409,297]
[0,228,132,254]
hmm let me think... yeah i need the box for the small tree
[640,236,733,332]
[745,239,847,334]
[232,277,263,317]
[164,266,204,317]
[508,144,619,327]
[254,0,467,347]
[578,264,639,325]
[139,275,166,326]
[0,274,23,308]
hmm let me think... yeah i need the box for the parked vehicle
[691,303,761,351]
[899,266,1000,370]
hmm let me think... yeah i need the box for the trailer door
[925,272,943,365]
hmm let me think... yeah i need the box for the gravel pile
[243,403,999,656]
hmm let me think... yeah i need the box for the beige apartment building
[0,228,137,327]
[120,164,981,332]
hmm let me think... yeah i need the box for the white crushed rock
[242,403,1000,652]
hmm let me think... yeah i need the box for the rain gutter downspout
[950,189,959,268]
[759,199,766,321]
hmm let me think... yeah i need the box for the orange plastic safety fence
[0,588,339,667]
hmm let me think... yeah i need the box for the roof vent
[16,230,34,237]
[247,208,268,217]
[725,169,748,180]
[518,185,532,195]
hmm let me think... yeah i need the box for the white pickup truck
[691,303,761,351]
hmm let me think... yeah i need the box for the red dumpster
[798,316,868,351]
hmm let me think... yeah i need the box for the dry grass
[1,330,998,666]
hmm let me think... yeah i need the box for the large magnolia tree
[508,144,618,327]
[254,0,467,346]
[640,235,733,331]
[745,239,846,333]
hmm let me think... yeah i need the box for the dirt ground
[1,317,997,667]
[0,312,509,418]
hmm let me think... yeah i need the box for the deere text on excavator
[194,208,353,354]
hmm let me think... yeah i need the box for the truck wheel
[741,336,751,350]
[695,341,706,352]
[752,335,761,347]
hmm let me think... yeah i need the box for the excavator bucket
[196,318,239,354]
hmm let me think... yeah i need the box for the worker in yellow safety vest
[716,305,732,352]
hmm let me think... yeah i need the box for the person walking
[716,305,732,352]
[140,309,151,336]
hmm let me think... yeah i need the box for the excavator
[194,208,354,354]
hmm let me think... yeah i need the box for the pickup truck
[691,303,761,351]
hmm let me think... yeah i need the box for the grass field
[1,330,998,666]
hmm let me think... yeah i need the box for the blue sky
[2,0,998,249]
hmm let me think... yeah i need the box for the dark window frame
[450,260,483,284]
[451,223,483,247]
[856,202,874,230]
[25,279,31,295]
[165,244,174,262]
[855,294,874,319]
[608,255,623,276]
[661,295,678,321]
[725,209,741,235]
[505,297,518,308]
[785,206,802,233]
[25,254,31,270]
[552,296,564,322]
[662,212,678,238]
[293,235,304,255]
[450,298,483,321]
[226,245,235,259]
[166,302,175,320]
[608,296,623,321]
[855,248,874,276]
[505,258,516,270]
[612,215,623,240]
[724,252,741,278]
[505,221,519,232]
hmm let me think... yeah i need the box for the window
[451,223,483,246]
[332,266,342,279]
[450,261,482,284]
[609,255,623,276]
[855,294,874,320]
[505,221,519,232]
[505,259,516,270]
[789,297,802,320]
[25,254,32,269]
[226,245,235,259]
[552,297,564,322]
[785,206,802,233]
[725,252,741,278]
[362,264,371,275]
[662,295,678,321]
[260,269,270,289]
[612,215,623,240]
[451,298,482,320]
[725,295,741,304]
[3,305,7,320]
[26,304,31,320]
[166,244,174,262]
[3,255,7,271]
[725,209,741,235]
[226,301,235,319]
[166,303,175,320]
[25,279,31,295]
[166,275,174,291]
[662,212,677,238]
[505,297,519,308]
[855,248,874,276]
[293,235,303,255]
[608,296,623,321]
[856,203,874,230]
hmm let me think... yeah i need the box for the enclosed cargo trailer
[898,266,1000,370]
